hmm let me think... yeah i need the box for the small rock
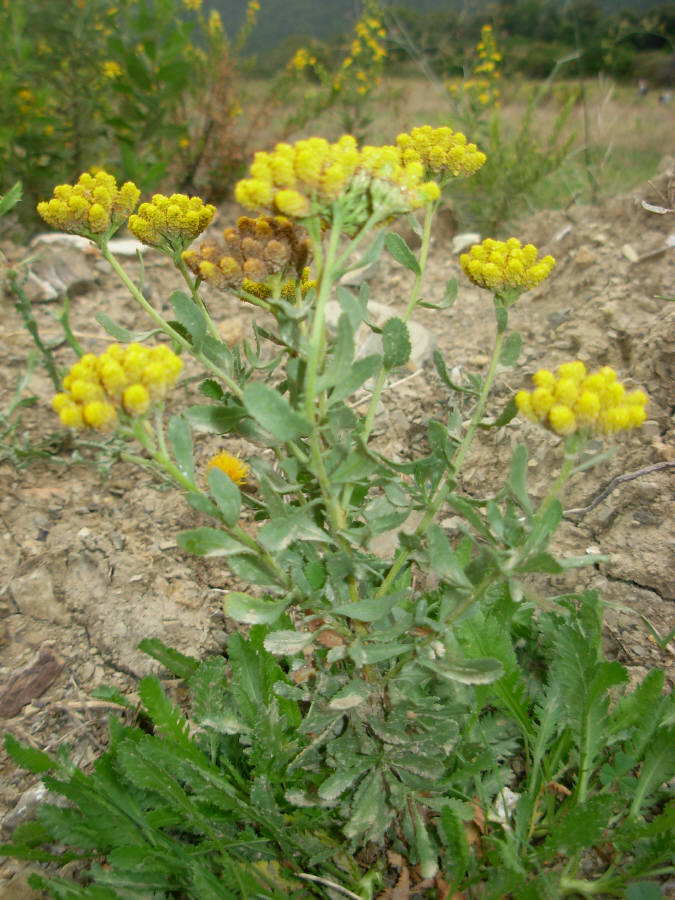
[1,782,49,832]
[573,246,596,268]
[106,238,148,257]
[621,243,639,263]
[11,568,69,625]
[22,235,97,302]
[0,645,64,718]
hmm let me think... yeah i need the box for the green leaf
[183,404,245,433]
[138,676,191,748]
[263,629,315,655]
[223,592,292,625]
[167,414,195,483]
[169,291,206,352]
[90,685,136,710]
[625,884,664,900]
[207,466,241,527]
[440,801,471,881]
[176,527,247,557]
[316,313,354,392]
[631,726,675,816]
[426,524,473,587]
[515,551,563,574]
[344,769,388,839]
[419,276,458,310]
[137,638,199,680]
[421,656,504,684]
[332,590,407,622]
[328,681,371,710]
[382,317,411,369]
[243,382,310,441]
[412,803,439,878]
[95,312,160,343]
[0,181,23,218]
[258,506,331,553]
[318,762,372,801]
[385,232,421,275]
[4,733,55,773]
[508,444,532,514]
[500,331,522,366]
[329,354,382,403]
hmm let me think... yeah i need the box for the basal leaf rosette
[128,193,216,257]
[461,237,555,299]
[234,134,441,233]
[182,215,312,294]
[396,125,487,180]
[53,344,183,431]
[37,171,140,243]
[516,361,648,437]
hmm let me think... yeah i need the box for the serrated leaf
[207,466,241,527]
[95,312,160,343]
[170,290,206,351]
[500,331,522,366]
[412,803,439,878]
[4,733,55,773]
[243,382,310,441]
[138,676,191,748]
[385,232,421,275]
[382,317,411,369]
[440,801,471,881]
[318,763,372,801]
[137,638,199,680]
[258,507,331,553]
[263,629,315,655]
[0,181,22,217]
[631,726,675,816]
[223,592,292,625]
[344,769,387,839]
[90,685,136,710]
[167,414,194,483]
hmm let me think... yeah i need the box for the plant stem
[176,255,221,341]
[100,245,244,400]
[375,325,506,598]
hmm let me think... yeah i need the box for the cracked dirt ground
[0,159,673,893]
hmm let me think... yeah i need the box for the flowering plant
[2,127,673,900]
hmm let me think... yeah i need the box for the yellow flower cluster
[448,24,501,109]
[209,451,249,485]
[290,46,315,72]
[334,3,387,96]
[182,215,312,292]
[53,344,183,431]
[516,362,648,437]
[234,134,440,229]
[37,171,140,239]
[128,193,216,254]
[396,126,486,178]
[242,266,317,302]
[460,238,555,294]
[102,60,122,79]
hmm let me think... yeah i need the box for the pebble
[573,246,597,268]
[621,243,639,262]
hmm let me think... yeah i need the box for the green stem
[375,323,507,599]
[176,256,221,341]
[100,246,244,400]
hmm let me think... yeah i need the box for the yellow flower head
[128,193,216,255]
[516,362,648,438]
[54,343,182,431]
[208,451,249,485]
[235,132,441,232]
[37,170,140,240]
[460,237,555,295]
[396,126,486,179]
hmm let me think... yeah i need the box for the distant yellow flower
[516,362,648,438]
[183,0,201,9]
[102,60,122,79]
[208,451,249,485]
[460,238,555,295]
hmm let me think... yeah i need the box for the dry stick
[297,873,364,900]
[564,460,675,519]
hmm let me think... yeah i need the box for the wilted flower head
[396,126,486,178]
[208,451,249,485]
[182,215,312,292]
[53,343,183,431]
[460,238,555,295]
[516,361,648,438]
[128,193,216,256]
[37,171,140,241]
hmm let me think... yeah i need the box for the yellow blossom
[208,451,249,485]
[102,60,122,79]
[38,171,140,240]
[128,193,216,255]
[54,343,182,431]
[460,238,555,295]
[516,363,648,438]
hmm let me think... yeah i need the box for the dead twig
[564,460,675,520]
[297,872,365,899]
